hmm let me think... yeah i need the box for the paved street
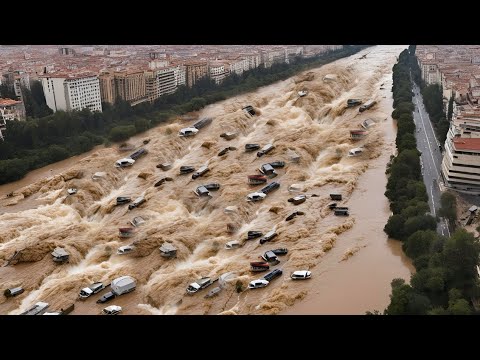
[411,82,451,237]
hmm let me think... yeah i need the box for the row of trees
[0,45,369,185]
[381,47,480,315]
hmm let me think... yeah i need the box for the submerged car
[102,305,122,315]
[263,269,283,282]
[115,158,135,168]
[248,279,269,289]
[291,270,312,280]
[247,192,267,202]
[96,291,115,304]
[79,282,106,299]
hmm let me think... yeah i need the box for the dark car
[96,291,115,304]
[116,197,132,205]
[263,269,283,282]
[247,231,263,240]
[272,248,288,256]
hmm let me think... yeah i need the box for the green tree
[109,125,136,142]
[404,215,437,238]
[403,230,437,259]
[384,214,406,240]
[439,192,457,228]
[447,95,454,122]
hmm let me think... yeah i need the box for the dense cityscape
[0,45,479,316]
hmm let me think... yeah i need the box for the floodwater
[0,45,413,315]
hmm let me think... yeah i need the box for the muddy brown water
[0,45,413,315]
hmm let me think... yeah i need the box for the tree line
[0,45,369,185]
[378,47,480,315]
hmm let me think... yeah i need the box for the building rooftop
[0,98,22,106]
[453,138,480,151]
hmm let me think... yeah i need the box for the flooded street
[0,45,413,315]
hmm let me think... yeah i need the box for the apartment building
[99,72,116,104]
[209,62,228,84]
[114,70,147,106]
[41,73,102,112]
[441,111,480,194]
[185,61,208,87]
[173,65,186,86]
[145,66,177,102]
[0,98,25,141]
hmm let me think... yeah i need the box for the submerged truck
[111,276,136,296]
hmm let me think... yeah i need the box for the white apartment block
[209,63,228,85]
[241,53,261,71]
[228,59,248,76]
[174,65,186,86]
[441,116,480,194]
[262,49,286,68]
[41,74,102,113]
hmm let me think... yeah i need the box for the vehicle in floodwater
[263,269,283,282]
[154,177,173,187]
[247,231,263,240]
[204,183,220,190]
[298,90,308,97]
[192,165,209,180]
[286,211,305,221]
[20,302,50,315]
[350,129,368,140]
[195,185,211,197]
[128,196,146,210]
[220,132,238,140]
[250,262,270,272]
[51,247,69,263]
[288,195,306,205]
[129,148,148,160]
[180,166,195,174]
[4,287,24,298]
[130,216,146,227]
[186,277,214,294]
[79,282,106,299]
[159,243,177,258]
[334,207,349,216]
[348,147,363,157]
[257,144,275,157]
[204,287,222,298]
[179,127,199,137]
[291,270,312,280]
[67,188,77,195]
[192,117,213,129]
[218,146,237,156]
[247,192,267,202]
[102,305,122,315]
[248,279,269,289]
[269,161,285,168]
[330,193,342,201]
[245,143,260,152]
[347,99,362,107]
[272,248,288,256]
[243,105,256,117]
[117,245,135,255]
[116,197,132,205]
[359,100,377,112]
[259,230,278,245]
[111,276,136,296]
[118,227,134,238]
[259,163,277,177]
[225,240,241,250]
[262,250,279,264]
[157,163,172,171]
[115,158,135,168]
[260,181,280,194]
[96,291,115,304]
[248,175,268,185]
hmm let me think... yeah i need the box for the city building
[58,47,76,56]
[41,73,102,112]
[441,111,480,194]
[99,72,116,104]
[173,65,186,86]
[185,61,208,87]
[209,62,228,84]
[114,70,147,106]
[0,98,25,141]
[145,66,177,102]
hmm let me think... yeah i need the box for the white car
[247,192,267,202]
[179,127,199,137]
[225,240,241,250]
[291,270,312,280]
[67,188,77,195]
[248,279,269,289]
[115,158,135,168]
[117,245,134,255]
[102,305,122,315]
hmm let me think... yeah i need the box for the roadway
[411,82,451,237]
